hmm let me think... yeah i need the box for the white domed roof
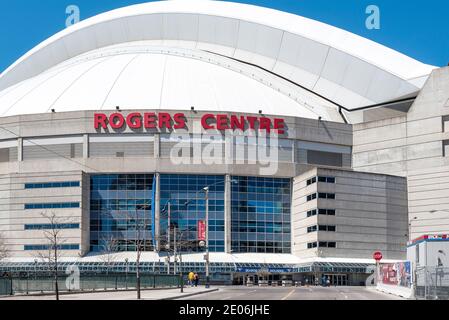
[0,0,436,121]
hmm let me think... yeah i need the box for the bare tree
[0,232,8,262]
[134,216,148,300]
[98,235,119,276]
[36,212,74,301]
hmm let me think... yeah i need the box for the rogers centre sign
[94,112,286,134]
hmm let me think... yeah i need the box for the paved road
[179,286,404,300]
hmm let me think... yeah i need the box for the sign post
[373,251,383,286]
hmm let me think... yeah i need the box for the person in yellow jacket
[188,272,195,287]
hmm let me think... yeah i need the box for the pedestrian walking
[188,271,195,287]
[194,273,199,287]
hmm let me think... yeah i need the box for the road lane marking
[281,289,296,300]
[339,291,349,299]
[223,289,257,300]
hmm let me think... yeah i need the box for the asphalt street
[178,286,404,300]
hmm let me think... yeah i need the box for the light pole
[185,179,238,288]
[125,258,129,289]
[161,199,173,275]
[409,217,417,243]
[34,259,38,281]
[203,186,210,289]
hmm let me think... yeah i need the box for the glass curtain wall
[159,174,225,252]
[90,174,154,252]
[231,176,291,253]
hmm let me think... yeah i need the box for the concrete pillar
[224,132,233,165]
[80,172,91,256]
[83,134,89,159]
[154,134,160,158]
[154,172,161,252]
[225,174,232,253]
[17,138,23,161]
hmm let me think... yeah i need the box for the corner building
[0,1,447,285]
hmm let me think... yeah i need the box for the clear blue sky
[0,0,448,73]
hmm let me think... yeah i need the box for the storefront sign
[235,268,294,274]
[94,112,285,134]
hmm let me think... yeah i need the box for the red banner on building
[379,262,412,288]
[198,221,206,241]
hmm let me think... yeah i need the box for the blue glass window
[24,244,79,251]
[25,224,80,230]
[160,174,225,253]
[24,202,80,209]
[90,174,154,252]
[231,176,291,254]
[25,181,80,189]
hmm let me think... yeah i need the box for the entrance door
[325,274,348,286]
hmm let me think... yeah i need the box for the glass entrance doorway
[325,274,348,286]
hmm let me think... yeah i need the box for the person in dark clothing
[194,273,199,287]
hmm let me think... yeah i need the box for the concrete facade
[0,171,84,257]
[293,168,408,260]
[1,66,448,263]
[0,110,355,259]
[353,67,449,241]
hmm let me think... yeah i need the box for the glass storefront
[90,174,155,252]
[159,174,225,252]
[231,176,291,253]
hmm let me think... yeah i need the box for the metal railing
[415,267,449,300]
[0,273,181,296]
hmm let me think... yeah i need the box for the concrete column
[17,138,23,161]
[224,132,233,165]
[83,134,89,159]
[224,174,232,253]
[81,172,90,256]
[154,134,160,158]
[154,172,161,252]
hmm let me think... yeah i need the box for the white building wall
[353,67,449,241]
[293,168,408,260]
[0,171,84,257]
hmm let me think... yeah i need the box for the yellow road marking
[281,289,296,300]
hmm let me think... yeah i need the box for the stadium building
[0,0,448,285]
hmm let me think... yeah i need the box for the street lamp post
[34,259,38,281]
[184,179,237,289]
[203,186,210,289]
[174,226,177,275]
[125,258,129,290]
[409,217,418,242]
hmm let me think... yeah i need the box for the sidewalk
[0,286,219,300]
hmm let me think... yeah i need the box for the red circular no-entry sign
[373,251,383,261]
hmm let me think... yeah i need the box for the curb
[0,287,179,298]
[161,288,219,300]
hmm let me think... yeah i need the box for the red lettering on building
[126,113,142,129]
[259,117,272,133]
[201,114,215,130]
[94,112,286,134]
[94,113,108,129]
[247,116,258,130]
[173,113,187,129]
[109,113,125,129]
[230,115,245,131]
[274,118,285,135]
[158,112,172,129]
[216,114,229,130]
[143,113,157,129]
